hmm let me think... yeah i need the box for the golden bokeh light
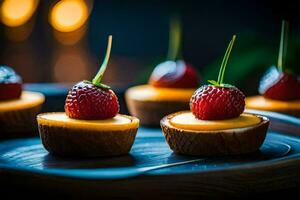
[53,23,87,45]
[50,0,89,33]
[0,0,39,27]
[4,21,34,42]
[53,48,93,82]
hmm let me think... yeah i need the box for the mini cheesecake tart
[250,22,300,117]
[161,35,270,156]
[0,65,44,137]
[125,19,199,126]
[125,85,196,126]
[0,91,45,136]
[246,96,300,117]
[161,111,269,156]
[37,35,140,157]
[37,112,139,157]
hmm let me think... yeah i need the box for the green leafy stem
[208,35,236,87]
[92,35,112,89]
[167,16,182,61]
[277,20,289,72]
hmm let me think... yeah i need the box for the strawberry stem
[217,35,236,85]
[277,20,289,72]
[167,16,182,61]
[92,35,112,87]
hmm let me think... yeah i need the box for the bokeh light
[53,23,87,45]
[53,48,93,82]
[50,0,89,33]
[4,21,34,42]
[0,0,39,27]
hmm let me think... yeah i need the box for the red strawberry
[65,35,120,120]
[190,85,245,120]
[149,17,199,88]
[65,81,119,120]
[259,66,300,100]
[190,35,244,120]
[148,60,199,88]
[0,66,22,100]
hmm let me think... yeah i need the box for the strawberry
[65,81,119,120]
[64,35,120,120]
[259,21,300,101]
[148,17,199,89]
[190,85,245,120]
[0,66,22,100]
[190,35,245,120]
[259,67,300,100]
[148,60,199,88]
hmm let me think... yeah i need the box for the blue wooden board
[0,127,299,180]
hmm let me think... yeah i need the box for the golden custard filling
[126,84,195,102]
[37,112,139,131]
[0,91,45,112]
[246,96,300,111]
[169,112,261,131]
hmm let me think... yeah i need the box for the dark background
[1,1,300,197]
[1,0,300,96]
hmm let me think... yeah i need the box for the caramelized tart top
[0,91,44,112]
[37,112,139,131]
[164,111,263,131]
[126,85,195,102]
[246,96,300,111]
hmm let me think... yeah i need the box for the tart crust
[125,85,195,126]
[126,98,190,126]
[37,113,139,157]
[0,91,44,137]
[161,112,269,156]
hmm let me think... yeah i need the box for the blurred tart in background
[246,21,300,117]
[126,17,199,126]
[0,65,44,138]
